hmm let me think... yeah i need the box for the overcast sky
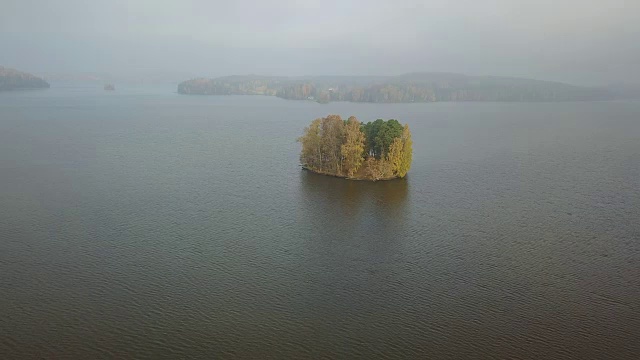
[1,0,638,84]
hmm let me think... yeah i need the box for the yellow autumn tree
[341,116,366,177]
[297,118,322,171]
[397,124,412,178]
[387,137,403,176]
[320,115,345,174]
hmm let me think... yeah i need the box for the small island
[299,115,412,181]
[104,84,115,91]
[0,66,49,91]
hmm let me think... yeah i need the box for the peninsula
[0,66,50,91]
[178,73,616,103]
[299,115,412,181]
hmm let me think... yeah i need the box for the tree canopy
[298,115,412,180]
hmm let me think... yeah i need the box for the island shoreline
[301,166,401,182]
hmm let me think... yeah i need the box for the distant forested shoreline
[0,66,49,91]
[178,73,617,103]
[299,115,412,181]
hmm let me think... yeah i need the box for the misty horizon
[1,0,639,86]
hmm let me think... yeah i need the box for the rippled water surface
[1,85,639,359]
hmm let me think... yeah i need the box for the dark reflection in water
[299,169,408,212]
[294,170,418,357]
[298,170,410,249]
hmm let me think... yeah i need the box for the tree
[398,124,412,178]
[373,119,403,158]
[364,156,393,181]
[341,116,366,177]
[362,119,384,157]
[387,137,404,176]
[298,118,322,170]
[320,115,345,174]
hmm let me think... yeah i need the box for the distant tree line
[298,115,412,180]
[277,82,610,102]
[177,76,284,95]
[178,73,616,103]
[0,66,50,91]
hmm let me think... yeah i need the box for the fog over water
[1,0,639,84]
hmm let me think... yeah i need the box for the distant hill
[177,75,287,96]
[603,83,640,99]
[178,73,617,103]
[0,66,50,91]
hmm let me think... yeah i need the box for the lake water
[1,84,639,359]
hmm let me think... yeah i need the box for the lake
[1,84,639,359]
